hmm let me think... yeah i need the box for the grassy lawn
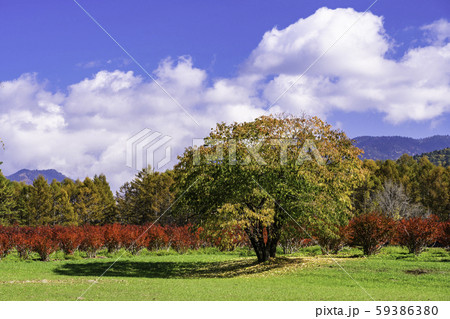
[0,247,448,301]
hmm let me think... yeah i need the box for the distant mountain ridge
[353,135,450,160]
[413,148,450,167]
[7,169,70,185]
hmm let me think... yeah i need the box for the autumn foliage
[345,212,396,256]
[55,226,82,255]
[0,228,12,259]
[396,215,441,255]
[31,227,58,261]
[438,221,450,248]
[0,217,446,261]
[79,225,104,258]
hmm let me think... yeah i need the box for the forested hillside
[354,135,450,160]
[413,148,450,167]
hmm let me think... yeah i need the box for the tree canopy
[174,114,365,262]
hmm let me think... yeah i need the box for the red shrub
[165,225,188,253]
[12,227,34,259]
[55,226,82,255]
[121,225,148,255]
[0,226,12,259]
[437,221,449,248]
[165,224,202,253]
[396,215,441,255]
[346,212,396,256]
[79,225,104,258]
[0,232,12,259]
[103,224,123,253]
[146,225,169,251]
[31,227,59,261]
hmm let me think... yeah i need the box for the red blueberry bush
[121,225,148,255]
[202,225,250,251]
[436,220,449,248]
[165,224,202,253]
[31,227,59,261]
[0,218,448,262]
[103,224,123,253]
[55,226,82,255]
[0,232,12,259]
[396,215,441,255]
[13,227,34,259]
[146,225,169,251]
[79,225,104,258]
[346,212,396,256]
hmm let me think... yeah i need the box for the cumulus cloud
[0,7,449,190]
[247,7,450,122]
[422,19,450,46]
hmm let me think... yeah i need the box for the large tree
[174,114,365,262]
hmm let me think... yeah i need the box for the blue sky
[1,1,449,86]
[0,0,449,188]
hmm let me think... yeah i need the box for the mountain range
[353,135,450,161]
[6,169,70,185]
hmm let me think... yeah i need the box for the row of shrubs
[282,213,449,256]
[0,214,448,261]
[346,213,448,255]
[0,224,250,261]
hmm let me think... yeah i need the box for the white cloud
[0,7,449,190]
[422,19,450,46]
[248,8,450,123]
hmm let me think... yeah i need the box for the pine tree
[93,174,118,224]
[13,182,32,225]
[116,167,174,225]
[50,180,78,225]
[73,177,102,225]
[0,174,15,225]
[29,175,53,225]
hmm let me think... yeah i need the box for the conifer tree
[116,167,174,225]
[29,175,53,225]
[50,180,77,225]
[0,173,15,225]
[73,177,102,224]
[12,182,32,225]
[93,174,117,224]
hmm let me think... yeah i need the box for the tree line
[0,169,177,226]
[353,154,449,221]
[1,115,449,262]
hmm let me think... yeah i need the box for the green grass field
[0,246,448,301]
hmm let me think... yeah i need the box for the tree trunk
[242,202,284,263]
[244,220,282,263]
[268,211,282,258]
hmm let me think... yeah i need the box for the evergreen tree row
[0,174,116,226]
[0,167,175,226]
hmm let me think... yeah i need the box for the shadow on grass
[53,257,305,279]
